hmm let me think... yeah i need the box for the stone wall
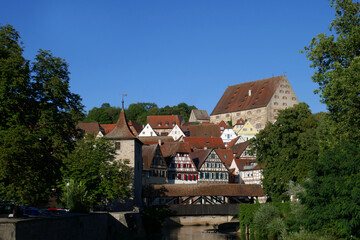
[0,212,143,240]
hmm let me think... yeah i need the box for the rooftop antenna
[122,94,127,110]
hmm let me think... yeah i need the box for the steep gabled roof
[181,124,221,137]
[184,137,225,150]
[215,149,234,167]
[227,136,240,148]
[129,121,143,136]
[229,140,249,158]
[191,109,210,121]
[147,115,182,129]
[211,75,284,115]
[105,110,135,139]
[235,118,246,125]
[142,144,158,170]
[77,122,104,135]
[189,149,212,169]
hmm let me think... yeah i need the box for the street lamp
[64,179,70,209]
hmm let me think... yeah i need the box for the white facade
[139,123,158,137]
[220,128,238,147]
[168,124,185,141]
[167,153,198,184]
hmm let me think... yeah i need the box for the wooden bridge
[143,184,266,215]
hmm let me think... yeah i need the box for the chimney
[249,89,252,96]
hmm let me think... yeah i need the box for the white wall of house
[168,124,185,141]
[139,123,158,137]
[220,129,238,147]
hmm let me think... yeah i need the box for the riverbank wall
[0,212,144,240]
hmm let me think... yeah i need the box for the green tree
[302,0,360,139]
[249,103,319,200]
[60,179,91,213]
[61,135,132,207]
[302,141,360,238]
[0,25,84,205]
[82,103,121,124]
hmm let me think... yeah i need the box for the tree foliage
[82,103,121,124]
[61,135,132,207]
[0,24,84,205]
[302,141,360,238]
[249,103,323,200]
[303,0,360,139]
[83,102,197,125]
[300,1,360,238]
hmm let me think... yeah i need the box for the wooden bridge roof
[143,184,264,197]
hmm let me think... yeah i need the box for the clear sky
[1,0,335,114]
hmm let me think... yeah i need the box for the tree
[302,141,360,238]
[0,24,84,205]
[249,103,320,200]
[300,1,360,238]
[61,135,132,207]
[82,103,121,124]
[302,0,360,139]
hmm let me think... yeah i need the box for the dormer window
[165,121,169,126]
[158,122,161,127]
[172,122,176,126]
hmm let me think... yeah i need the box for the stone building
[105,110,143,208]
[188,109,210,123]
[210,75,299,129]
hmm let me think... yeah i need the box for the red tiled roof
[138,136,174,145]
[229,141,249,158]
[143,184,265,197]
[77,122,103,135]
[129,121,143,136]
[227,136,240,148]
[181,124,221,137]
[184,137,225,150]
[215,149,234,167]
[100,124,116,135]
[211,75,284,115]
[147,115,182,129]
[160,142,192,158]
[236,118,246,125]
[235,158,258,170]
[105,110,135,139]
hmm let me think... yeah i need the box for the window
[158,122,161,127]
[257,117,261,121]
[236,113,240,116]
[286,90,290,94]
[216,173,219,179]
[274,102,278,106]
[226,114,230,117]
[257,109,261,113]
[283,96,287,100]
[216,116,220,119]
[165,121,169,126]
[274,109,278,112]
[292,97,297,101]
[247,111,251,115]
[280,84,284,88]
[243,128,247,131]
[283,103,287,106]
[205,172,209,179]
[280,90,284,93]
[200,172,204,179]
[115,142,120,150]
[256,124,262,129]
[211,154,215,159]
[274,95,279,99]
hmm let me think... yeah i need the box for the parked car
[0,202,15,218]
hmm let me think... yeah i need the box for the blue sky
[1,0,335,114]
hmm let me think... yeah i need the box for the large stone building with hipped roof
[105,110,143,208]
[210,75,299,129]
